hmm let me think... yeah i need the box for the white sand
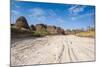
[11,35,95,66]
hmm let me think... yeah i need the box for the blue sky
[11,0,95,30]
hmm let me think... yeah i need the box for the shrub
[32,31,41,37]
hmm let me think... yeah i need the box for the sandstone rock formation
[30,25,36,31]
[46,26,65,35]
[12,16,66,36]
[46,25,57,34]
[56,27,65,35]
[35,24,47,32]
[11,16,31,38]
[15,16,29,29]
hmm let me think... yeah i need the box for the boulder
[15,16,29,29]
[35,24,47,32]
[56,27,65,35]
[46,25,57,34]
[30,25,36,31]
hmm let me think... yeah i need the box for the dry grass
[76,31,95,38]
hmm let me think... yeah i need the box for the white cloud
[70,13,94,21]
[68,5,86,15]
[68,5,78,11]
[28,8,65,23]
[78,13,94,18]
[56,18,64,23]
[47,9,57,17]
[29,8,45,17]
[29,8,57,18]
[70,17,76,20]
[15,5,21,8]
[11,10,20,15]
[28,8,47,22]
[68,5,91,21]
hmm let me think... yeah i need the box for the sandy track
[11,35,95,66]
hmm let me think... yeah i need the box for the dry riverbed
[11,35,95,66]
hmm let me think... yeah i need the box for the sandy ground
[11,35,95,66]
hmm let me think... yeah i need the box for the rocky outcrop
[46,26,65,35]
[15,16,29,29]
[46,26,57,34]
[56,27,65,35]
[12,16,65,36]
[35,24,47,32]
[12,16,31,38]
[30,25,36,31]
